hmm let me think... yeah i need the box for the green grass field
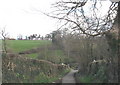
[6,40,72,64]
[7,40,51,53]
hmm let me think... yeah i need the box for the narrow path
[62,69,78,85]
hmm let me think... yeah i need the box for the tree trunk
[118,1,120,83]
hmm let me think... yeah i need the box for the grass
[54,50,64,56]
[34,68,70,83]
[25,49,66,61]
[79,75,93,83]
[35,72,60,83]
[37,49,68,64]
[6,40,73,64]
[26,53,38,59]
[6,40,71,64]
[7,40,51,53]
[6,40,75,65]
[3,40,73,83]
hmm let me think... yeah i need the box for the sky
[0,0,58,39]
[0,0,112,39]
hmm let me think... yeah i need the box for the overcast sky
[0,0,112,39]
[0,0,58,39]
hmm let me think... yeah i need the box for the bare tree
[1,27,8,53]
[45,0,120,82]
[46,1,118,36]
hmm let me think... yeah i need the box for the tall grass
[34,68,70,83]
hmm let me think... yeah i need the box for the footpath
[62,69,78,85]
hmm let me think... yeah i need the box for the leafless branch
[46,0,118,36]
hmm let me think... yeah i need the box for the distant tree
[45,34,52,40]
[37,34,41,40]
[51,31,57,44]
[17,34,23,40]
[51,30,62,47]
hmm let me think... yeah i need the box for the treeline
[51,27,118,83]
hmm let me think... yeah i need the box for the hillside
[6,40,75,64]
[3,40,71,83]
[2,53,70,83]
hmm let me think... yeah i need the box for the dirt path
[62,69,78,85]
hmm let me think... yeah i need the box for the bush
[92,66,107,83]
[79,75,93,83]
[35,72,50,83]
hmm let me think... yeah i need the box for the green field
[26,53,38,59]
[6,40,73,64]
[7,40,51,53]
[4,40,70,83]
